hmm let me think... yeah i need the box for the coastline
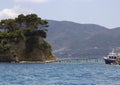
[19,59,56,63]
[0,60,56,64]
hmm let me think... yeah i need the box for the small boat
[104,49,120,64]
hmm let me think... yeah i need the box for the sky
[0,0,120,28]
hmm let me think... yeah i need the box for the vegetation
[0,14,55,62]
[0,14,48,37]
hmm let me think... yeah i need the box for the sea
[0,59,120,85]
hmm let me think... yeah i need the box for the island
[0,14,56,63]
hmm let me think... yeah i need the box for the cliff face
[0,36,56,62]
[20,36,56,61]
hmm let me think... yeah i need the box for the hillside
[0,14,56,62]
[46,20,120,58]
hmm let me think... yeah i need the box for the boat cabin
[108,56,117,59]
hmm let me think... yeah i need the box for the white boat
[104,49,120,64]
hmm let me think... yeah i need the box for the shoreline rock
[0,59,56,64]
[19,60,56,63]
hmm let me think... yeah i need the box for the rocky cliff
[0,14,56,62]
[0,35,56,62]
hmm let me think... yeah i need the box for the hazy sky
[0,0,120,28]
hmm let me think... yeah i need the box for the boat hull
[104,59,116,64]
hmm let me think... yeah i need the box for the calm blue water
[0,60,120,85]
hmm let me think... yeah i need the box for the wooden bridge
[57,58,104,64]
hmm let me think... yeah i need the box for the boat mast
[112,48,115,53]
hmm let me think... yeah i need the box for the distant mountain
[46,20,120,58]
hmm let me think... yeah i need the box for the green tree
[0,19,7,32]
[0,19,18,32]
[0,14,48,38]
[15,14,25,28]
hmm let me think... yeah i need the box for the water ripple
[0,62,120,85]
